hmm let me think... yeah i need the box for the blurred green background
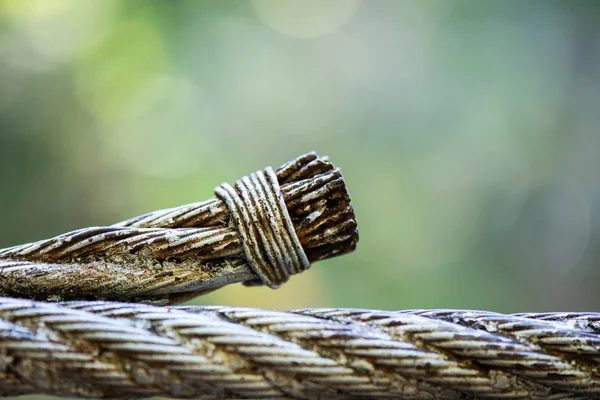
[2,0,600,325]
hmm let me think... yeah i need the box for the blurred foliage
[2,0,600,342]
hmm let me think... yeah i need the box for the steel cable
[1,299,599,399]
[2,152,599,399]
[0,152,358,304]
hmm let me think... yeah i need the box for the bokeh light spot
[107,75,216,179]
[252,0,359,38]
[1,0,116,70]
[1,0,68,22]
[75,18,168,122]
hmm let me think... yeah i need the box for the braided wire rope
[0,152,358,304]
[2,152,600,399]
[1,298,600,399]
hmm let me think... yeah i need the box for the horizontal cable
[1,299,598,399]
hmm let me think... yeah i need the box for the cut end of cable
[277,152,359,263]
[227,151,359,288]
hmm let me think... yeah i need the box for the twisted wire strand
[0,152,358,304]
[215,166,310,288]
[1,298,599,399]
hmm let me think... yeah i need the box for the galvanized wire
[0,298,598,399]
[0,152,358,304]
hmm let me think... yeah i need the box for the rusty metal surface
[0,299,597,399]
[0,152,358,304]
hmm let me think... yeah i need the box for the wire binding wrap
[0,152,358,304]
[1,298,600,399]
[215,167,309,288]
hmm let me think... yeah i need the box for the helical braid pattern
[3,299,600,399]
[215,167,309,288]
[0,152,358,303]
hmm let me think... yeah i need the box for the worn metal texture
[0,299,599,399]
[0,152,358,304]
[4,152,599,400]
